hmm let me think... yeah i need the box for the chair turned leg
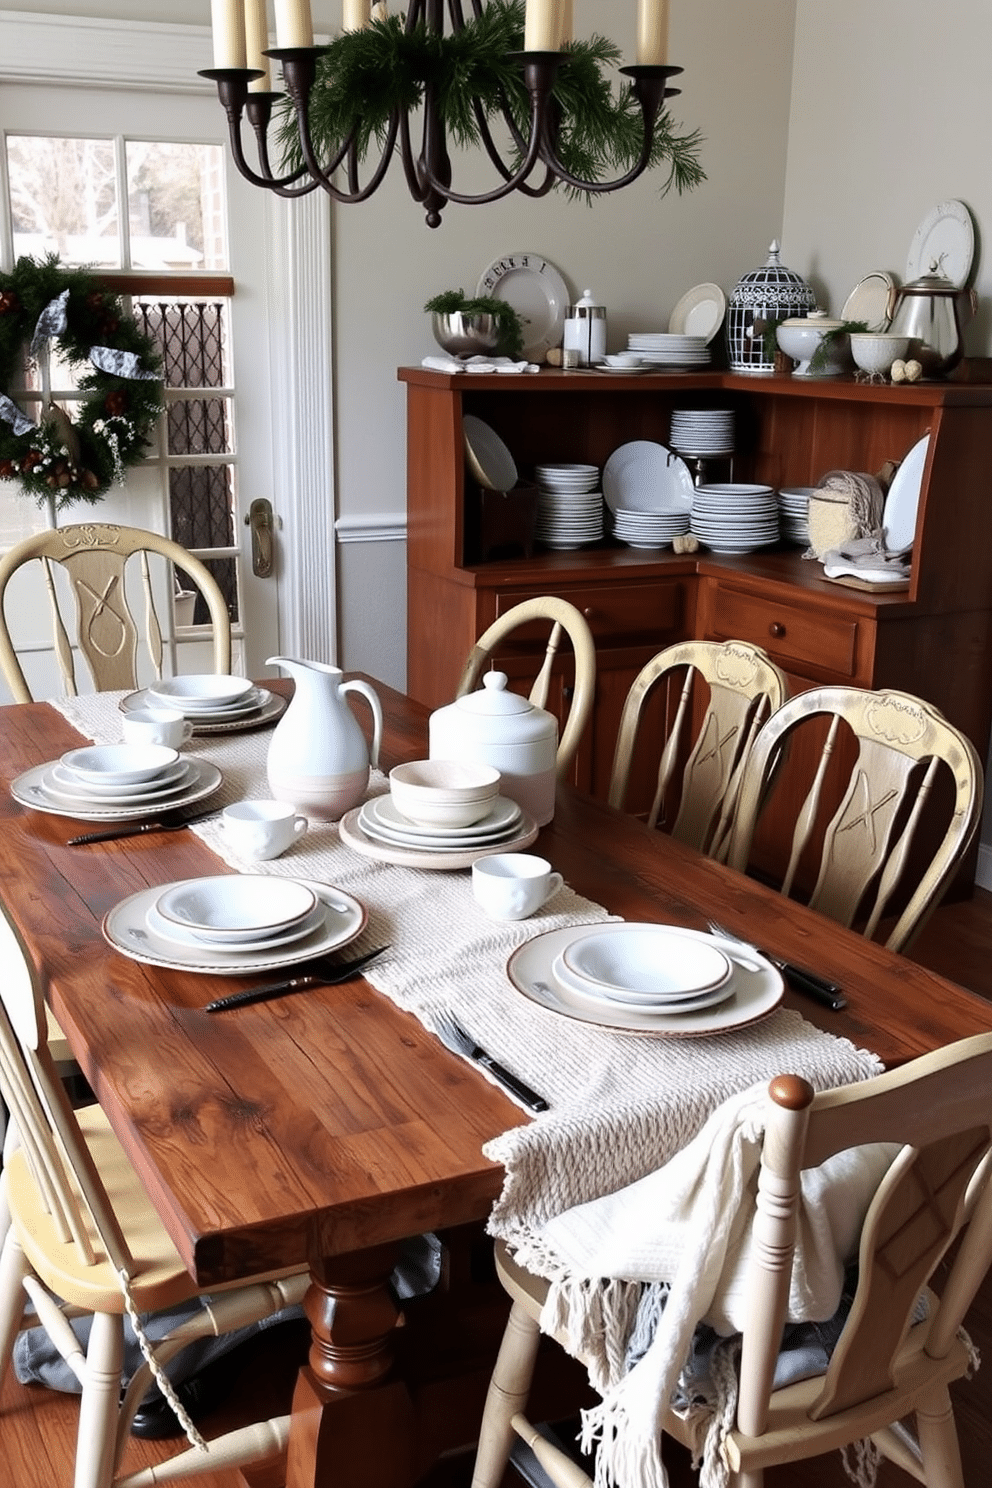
[915,1386,965,1488]
[74,1310,124,1488]
[471,1299,543,1488]
[0,1220,29,1391]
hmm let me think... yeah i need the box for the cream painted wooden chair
[472,1031,992,1488]
[456,596,596,778]
[725,686,983,953]
[0,522,231,703]
[0,899,308,1488]
[607,640,788,860]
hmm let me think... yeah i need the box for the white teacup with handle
[472,853,563,921]
[122,706,193,749]
[222,800,308,861]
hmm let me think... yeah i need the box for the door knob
[246,497,274,578]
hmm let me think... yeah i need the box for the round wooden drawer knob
[769,621,786,638]
[583,607,595,619]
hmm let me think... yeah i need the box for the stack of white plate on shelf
[669,408,736,457]
[101,874,366,973]
[356,792,526,853]
[147,674,269,724]
[533,462,603,550]
[778,485,816,547]
[611,507,690,549]
[10,742,223,820]
[691,483,780,554]
[627,333,711,368]
[551,925,736,1017]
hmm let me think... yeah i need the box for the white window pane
[5,135,120,266]
[125,141,227,271]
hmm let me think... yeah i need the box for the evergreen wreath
[277,0,706,202]
[0,255,163,511]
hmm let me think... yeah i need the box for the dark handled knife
[204,945,389,1013]
[777,960,847,1011]
[66,806,220,846]
[434,1016,549,1112]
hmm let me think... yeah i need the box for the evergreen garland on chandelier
[0,256,163,511]
[277,0,706,200]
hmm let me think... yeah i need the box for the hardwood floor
[4,891,992,1488]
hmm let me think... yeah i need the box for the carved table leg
[285,1242,415,1488]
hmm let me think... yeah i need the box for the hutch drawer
[495,578,687,645]
[703,581,860,679]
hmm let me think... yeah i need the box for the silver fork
[432,1012,549,1111]
[707,920,846,1009]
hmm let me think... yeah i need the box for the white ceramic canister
[562,288,607,367]
[428,672,558,826]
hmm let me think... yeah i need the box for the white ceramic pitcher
[266,657,382,820]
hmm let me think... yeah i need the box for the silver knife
[67,805,220,846]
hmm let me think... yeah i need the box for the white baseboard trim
[335,513,407,544]
[975,842,992,892]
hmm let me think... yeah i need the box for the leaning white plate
[340,804,538,868]
[841,270,895,331]
[103,879,366,976]
[602,441,695,514]
[11,757,223,821]
[120,688,286,734]
[507,925,783,1036]
[462,414,518,491]
[668,283,727,342]
[882,433,929,552]
[476,251,569,362]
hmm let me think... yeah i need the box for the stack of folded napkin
[421,354,540,375]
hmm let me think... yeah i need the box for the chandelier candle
[343,0,372,30]
[244,0,271,91]
[637,0,670,64]
[210,0,246,68]
[274,0,314,48]
[524,0,557,51]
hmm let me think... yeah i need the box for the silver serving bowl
[432,311,500,357]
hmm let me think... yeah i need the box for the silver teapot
[888,274,977,377]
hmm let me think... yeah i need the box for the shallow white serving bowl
[149,674,255,712]
[850,333,911,374]
[560,925,732,1003]
[389,759,501,828]
[155,875,317,943]
[61,743,179,786]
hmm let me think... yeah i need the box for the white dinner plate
[146,898,327,954]
[103,879,366,976]
[476,251,569,363]
[120,688,286,734]
[668,283,727,342]
[841,271,895,331]
[462,414,518,491]
[602,441,695,514]
[882,433,929,552]
[340,804,538,869]
[43,761,196,808]
[359,799,524,852]
[507,925,783,1036]
[372,792,522,841]
[10,757,223,821]
[551,953,736,1016]
[905,200,975,288]
[48,757,190,799]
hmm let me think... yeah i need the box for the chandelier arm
[200,70,321,195]
[273,47,401,204]
[534,66,682,196]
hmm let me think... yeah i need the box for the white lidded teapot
[266,657,382,820]
[428,671,557,826]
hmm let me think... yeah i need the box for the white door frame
[0,9,337,666]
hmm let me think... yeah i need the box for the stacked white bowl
[691,483,780,554]
[533,463,603,550]
[778,485,816,546]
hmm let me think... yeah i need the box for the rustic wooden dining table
[1,676,991,1488]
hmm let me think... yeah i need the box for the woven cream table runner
[49,693,883,1248]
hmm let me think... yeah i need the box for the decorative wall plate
[668,282,727,342]
[476,251,569,362]
[905,201,975,288]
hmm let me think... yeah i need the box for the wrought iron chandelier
[203,1,687,228]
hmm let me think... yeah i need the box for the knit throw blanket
[49,690,886,1485]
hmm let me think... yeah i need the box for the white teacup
[472,853,564,921]
[122,706,193,749]
[222,800,308,861]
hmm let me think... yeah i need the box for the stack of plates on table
[612,506,690,549]
[627,333,711,368]
[534,463,603,550]
[778,485,816,546]
[669,408,735,458]
[10,742,223,821]
[340,793,539,868]
[691,483,780,554]
[102,874,367,974]
[122,675,285,734]
[602,440,695,515]
[507,923,784,1036]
